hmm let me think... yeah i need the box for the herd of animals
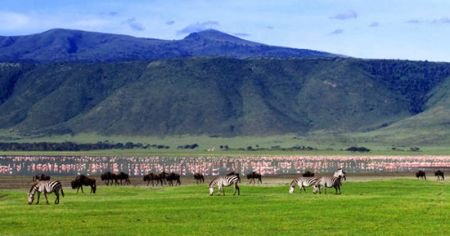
[27,169,446,205]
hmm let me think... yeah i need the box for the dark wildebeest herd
[143,171,181,186]
[101,172,130,185]
[27,168,447,204]
[415,170,445,181]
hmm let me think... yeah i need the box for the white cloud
[0,11,30,30]
[176,21,219,35]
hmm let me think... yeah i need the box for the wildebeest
[117,172,131,185]
[194,173,205,184]
[246,171,262,184]
[32,174,50,182]
[435,170,445,181]
[71,175,96,194]
[159,171,169,185]
[143,173,160,186]
[416,170,426,180]
[302,171,315,177]
[166,172,181,186]
[101,172,118,185]
[226,171,241,183]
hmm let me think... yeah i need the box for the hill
[0,58,449,140]
[0,29,337,62]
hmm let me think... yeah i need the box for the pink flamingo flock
[1,155,450,176]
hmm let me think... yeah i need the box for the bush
[346,146,370,152]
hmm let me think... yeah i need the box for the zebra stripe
[28,180,64,205]
[209,175,240,196]
[313,176,342,194]
[289,177,319,194]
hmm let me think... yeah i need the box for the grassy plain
[1,179,450,235]
[0,133,449,156]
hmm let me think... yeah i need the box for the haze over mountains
[0,29,449,144]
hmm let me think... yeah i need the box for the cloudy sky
[1,0,450,61]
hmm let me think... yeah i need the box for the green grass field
[1,179,450,235]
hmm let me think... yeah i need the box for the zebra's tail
[61,187,65,197]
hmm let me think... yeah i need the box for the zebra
[209,175,240,196]
[289,177,319,194]
[28,180,64,205]
[312,168,346,195]
[334,168,346,180]
[313,176,343,194]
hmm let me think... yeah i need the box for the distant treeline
[0,142,156,151]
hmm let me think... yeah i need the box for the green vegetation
[1,58,450,141]
[1,179,450,235]
[0,133,448,156]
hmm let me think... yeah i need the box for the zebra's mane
[29,183,38,194]
[209,177,218,187]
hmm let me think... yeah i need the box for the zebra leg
[36,192,41,204]
[219,185,224,196]
[235,184,240,196]
[80,185,84,193]
[55,192,60,204]
[44,191,49,205]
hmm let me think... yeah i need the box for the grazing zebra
[313,176,343,194]
[209,175,240,196]
[289,176,319,194]
[28,181,64,205]
[226,171,241,183]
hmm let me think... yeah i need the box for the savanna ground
[1,175,450,235]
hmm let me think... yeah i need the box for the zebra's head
[28,184,37,205]
[208,178,216,196]
[312,185,320,194]
[334,168,346,179]
[288,180,296,194]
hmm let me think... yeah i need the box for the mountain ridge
[0,28,339,63]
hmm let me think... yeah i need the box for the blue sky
[1,0,450,61]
